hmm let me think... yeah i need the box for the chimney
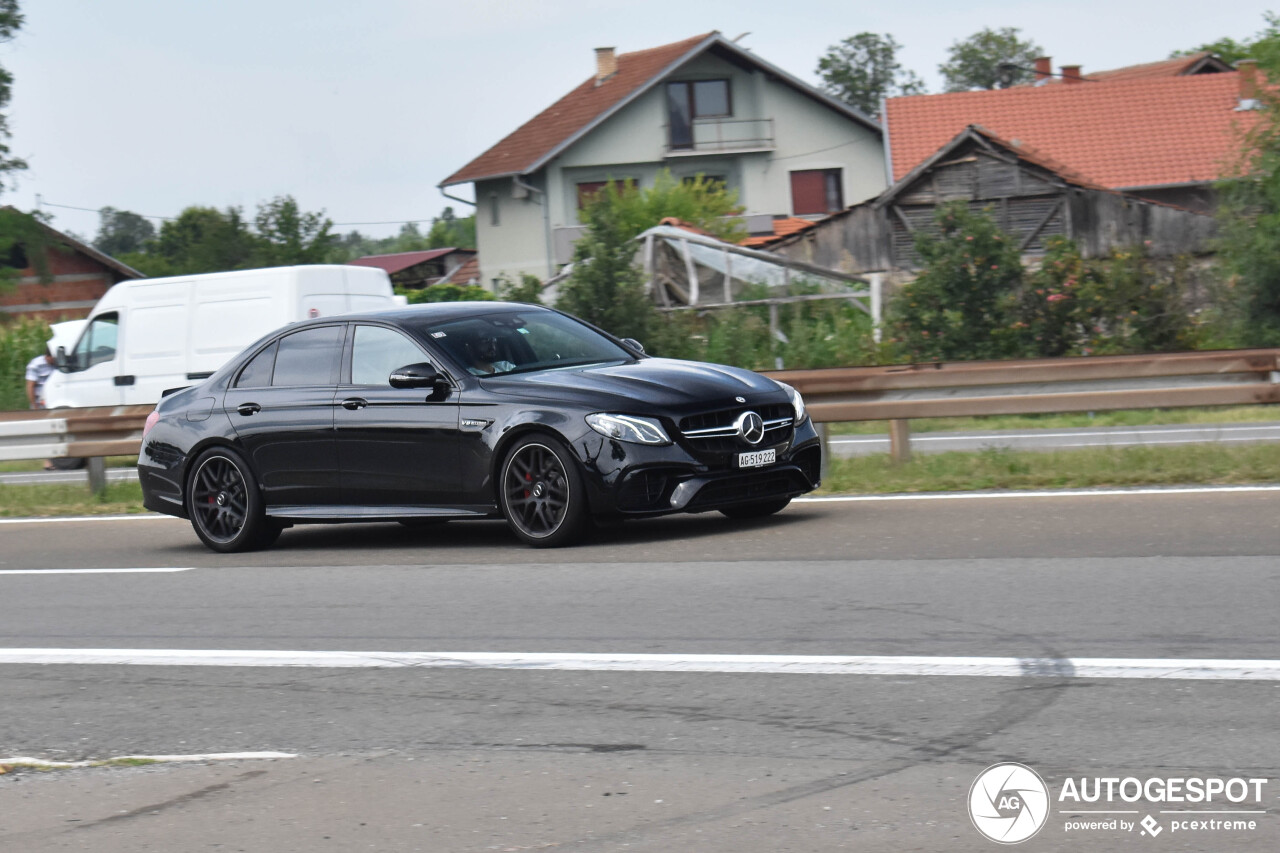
[1061,65,1082,85]
[1034,56,1052,84]
[595,47,617,85]
[1238,59,1260,108]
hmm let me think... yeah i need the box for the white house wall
[471,49,887,287]
[474,175,554,287]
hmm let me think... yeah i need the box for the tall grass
[0,317,52,411]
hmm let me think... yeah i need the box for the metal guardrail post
[888,419,912,464]
[87,457,107,496]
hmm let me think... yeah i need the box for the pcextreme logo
[968,764,1271,844]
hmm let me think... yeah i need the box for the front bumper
[579,419,823,516]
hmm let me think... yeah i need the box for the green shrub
[0,316,52,411]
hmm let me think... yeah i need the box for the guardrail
[766,348,1280,462]
[0,405,153,492]
[1,350,1278,491]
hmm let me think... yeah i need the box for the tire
[186,447,270,553]
[719,497,791,520]
[48,456,86,470]
[498,434,589,547]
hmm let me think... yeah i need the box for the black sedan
[138,302,821,551]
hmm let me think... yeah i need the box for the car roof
[330,300,550,326]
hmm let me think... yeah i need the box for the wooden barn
[0,211,143,322]
[768,126,1216,275]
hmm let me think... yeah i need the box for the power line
[37,199,457,229]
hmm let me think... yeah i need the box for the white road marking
[0,649,1277,681]
[797,485,1280,503]
[0,514,179,525]
[0,752,297,767]
[0,568,194,575]
[831,424,1280,444]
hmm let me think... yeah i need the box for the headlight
[585,413,671,445]
[778,381,808,425]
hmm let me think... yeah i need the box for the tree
[93,207,156,256]
[556,183,654,341]
[426,206,476,249]
[252,195,334,266]
[939,27,1044,91]
[1172,13,1280,65]
[142,206,258,276]
[886,202,1025,361]
[816,33,925,115]
[0,0,26,190]
[557,170,746,340]
[1216,14,1280,344]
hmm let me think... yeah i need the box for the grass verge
[819,442,1280,494]
[830,405,1280,435]
[0,480,146,517]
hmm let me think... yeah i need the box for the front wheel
[186,447,271,552]
[498,434,590,547]
[719,498,791,519]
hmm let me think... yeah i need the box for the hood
[482,357,787,413]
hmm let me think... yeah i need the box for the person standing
[24,347,57,470]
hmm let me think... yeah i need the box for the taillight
[143,409,161,437]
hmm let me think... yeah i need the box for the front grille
[616,467,684,511]
[684,469,809,511]
[678,403,794,458]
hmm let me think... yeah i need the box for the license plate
[738,449,776,469]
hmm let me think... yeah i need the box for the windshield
[412,310,634,377]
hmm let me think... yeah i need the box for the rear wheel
[719,498,791,519]
[499,434,589,547]
[186,447,270,552]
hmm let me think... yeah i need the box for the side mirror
[389,362,442,389]
[55,345,68,370]
[621,337,645,354]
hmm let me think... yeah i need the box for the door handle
[341,397,368,410]
[236,402,261,416]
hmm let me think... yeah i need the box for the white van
[45,265,403,409]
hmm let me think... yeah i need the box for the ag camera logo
[969,763,1050,844]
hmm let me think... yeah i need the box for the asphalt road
[1,489,1278,851]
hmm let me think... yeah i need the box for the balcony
[666,117,774,157]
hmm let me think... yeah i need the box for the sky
[2,0,1275,242]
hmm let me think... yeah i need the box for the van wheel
[498,434,589,547]
[48,457,86,470]
[186,447,270,552]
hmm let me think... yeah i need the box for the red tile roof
[740,217,816,247]
[442,33,716,186]
[439,254,480,285]
[347,248,465,275]
[1080,51,1230,83]
[885,71,1258,189]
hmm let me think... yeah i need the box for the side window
[351,326,426,386]
[71,313,119,370]
[235,342,277,388]
[271,326,344,387]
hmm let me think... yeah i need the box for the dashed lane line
[0,649,1277,681]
